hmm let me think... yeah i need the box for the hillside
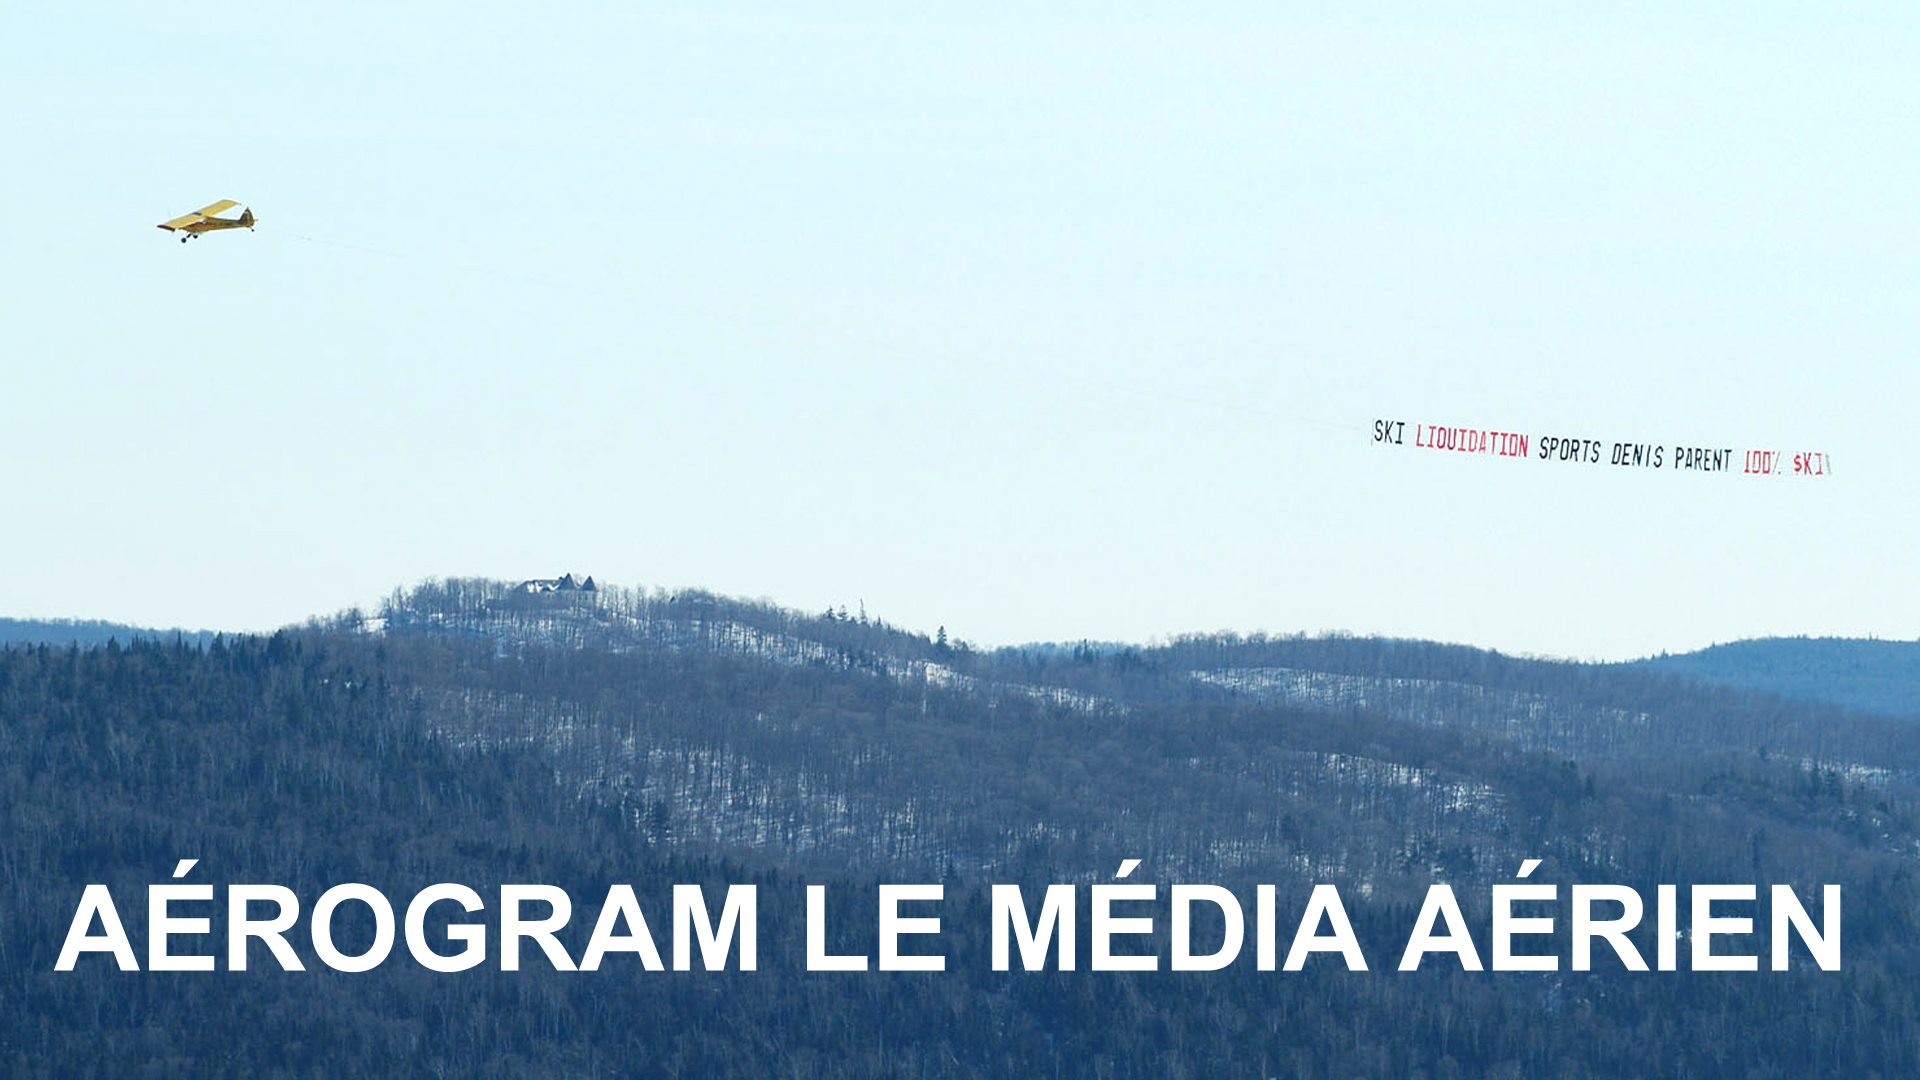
[6,581,1919,1077]
[370,581,1920,886]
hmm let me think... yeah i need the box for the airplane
[157,200,255,242]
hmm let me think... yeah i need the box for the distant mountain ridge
[12,600,1913,721]
[1631,636,1920,718]
[0,616,219,650]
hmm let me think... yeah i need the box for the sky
[3,2,1916,660]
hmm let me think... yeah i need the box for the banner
[1373,420,1831,477]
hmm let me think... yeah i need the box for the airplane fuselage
[159,207,255,240]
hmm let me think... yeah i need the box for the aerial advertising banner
[1372,420,1832,478]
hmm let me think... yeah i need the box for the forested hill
[8,580,1920,1077]
[351,580,1920,883]
[1632,636,1920,719]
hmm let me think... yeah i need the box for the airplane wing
[158,200,239,230]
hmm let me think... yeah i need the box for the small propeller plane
[157,199,255,242]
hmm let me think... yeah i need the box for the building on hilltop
[519,573,598,594]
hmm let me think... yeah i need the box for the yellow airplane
[157,199,255,242]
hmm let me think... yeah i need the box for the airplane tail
[239,208,255,228]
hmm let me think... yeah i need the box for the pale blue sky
[4,3,1915,659]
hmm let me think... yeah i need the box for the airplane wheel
[181,237,188,243]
